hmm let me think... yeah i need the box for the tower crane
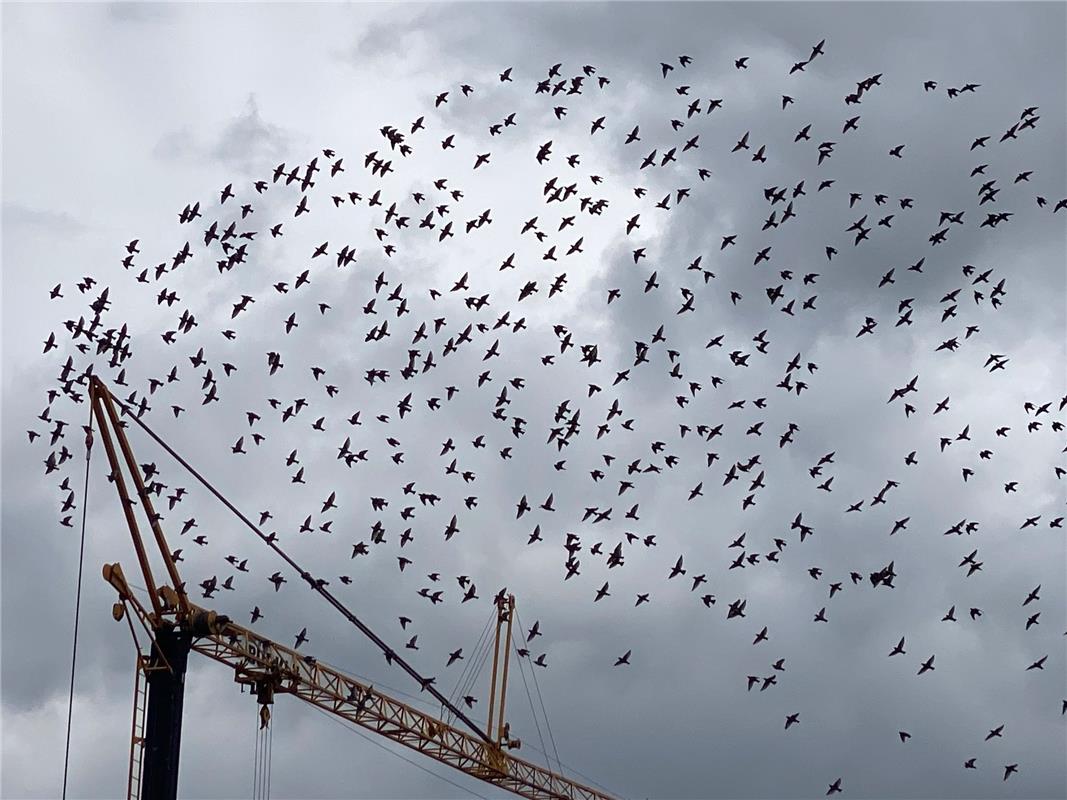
[84,376,618,800]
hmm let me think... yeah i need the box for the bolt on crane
[85,376,618,800]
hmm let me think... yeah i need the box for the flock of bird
[29,40,1066,796]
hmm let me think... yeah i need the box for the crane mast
[86,377,618,800]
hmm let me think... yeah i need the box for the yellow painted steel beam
[189,604,616,800]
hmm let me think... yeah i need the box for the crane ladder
[126,654,149,800]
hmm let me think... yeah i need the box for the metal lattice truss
[191,608,616,800]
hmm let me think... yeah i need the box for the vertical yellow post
[485,597,503,741]
[496,595,515,743]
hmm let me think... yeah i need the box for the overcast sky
[2,3,1065,800]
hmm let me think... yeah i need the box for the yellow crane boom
[195,605,613,800]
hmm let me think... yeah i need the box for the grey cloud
[210,95,295,176]
[2,203,86,237]
[105,2,175,24]
[153,94,297,177]
[3,3,1066,800]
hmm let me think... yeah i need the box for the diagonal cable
[102,380,491,744]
